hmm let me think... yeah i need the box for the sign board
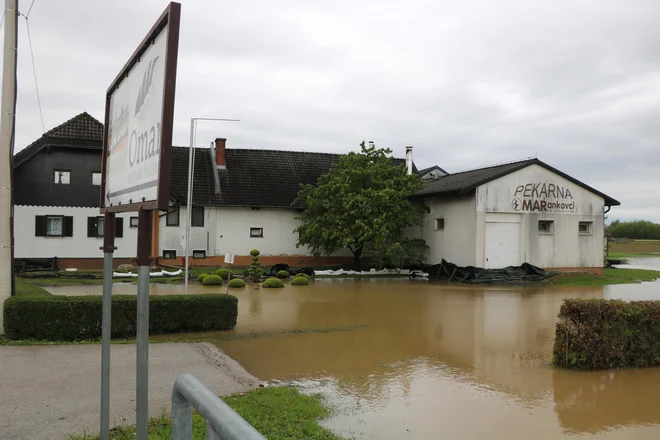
[510,182,576,213]
[100,2,181,213]
[224,253,235,265]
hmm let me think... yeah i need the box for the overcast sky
[6,0,660,222]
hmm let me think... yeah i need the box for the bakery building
[412,159,619,273]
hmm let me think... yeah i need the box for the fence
[171,373,267,440]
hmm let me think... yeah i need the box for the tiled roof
[170,147,411,208]
[13,112,103,167]
[44,112,104,141]
[415,158,620,206]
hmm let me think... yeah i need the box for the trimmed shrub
[202,275,224,286]
[294,273,311,282]
[250,249,260,257]
[197,273,209,283]
[277,270,290,279]
[290,276,310,286]
[228,278,246,288]
[553,299,660,370]
[262,278,285,288]
[243,269,250,277]
[248,249,263,283]
[216,268,230,280]
[3,294,238,341]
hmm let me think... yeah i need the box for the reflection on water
[45,266,660,439]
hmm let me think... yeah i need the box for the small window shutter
[35,216,46,237]
[63,216,74,237]
[115,217,124,238]
[87,217,97,237]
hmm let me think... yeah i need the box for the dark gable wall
[14,145,103,207]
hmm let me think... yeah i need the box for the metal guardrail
[171,373,267,440]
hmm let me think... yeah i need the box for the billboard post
[99,3,180,439]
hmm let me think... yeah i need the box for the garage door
[485,222,521,269]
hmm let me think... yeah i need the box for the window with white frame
[54,170,70,185]
[579,221,593,234]
[130,216,139,228]
[191,207,204,227]
[166,207,180,226]
[193,250,206,259]
[92,172,102,187]
[538,220,554,234]
[250,227,263,238]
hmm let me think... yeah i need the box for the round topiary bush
[262,277,285,288]
[202,275,224,286]
[228,278,246,288]
[294,273,311,281]
[290,276,310,286]
[276,270,290,279]
[216,268,230,280]
[197,273,209,283]
[250,249,260,257]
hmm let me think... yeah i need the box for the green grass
[14,277,51,296]
[607,252,660,260]
[548,268,660,286]
[69,387,345,440]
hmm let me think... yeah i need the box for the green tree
[247,249,263,283]
[294,142,427,271]
[608,220,660,239]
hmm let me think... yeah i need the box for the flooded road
[47,269,660,439]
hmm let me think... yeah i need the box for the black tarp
[423,259,556,284]
[14,258,58,273]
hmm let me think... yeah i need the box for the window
[538,220,554,234]
[166,207,180,226]
[54,170,70,185]
[130,216,139,228]
[193,250,206,259]
[579,221,593,234]
[162,250,177,259]
[191,207,204,227]
[250,227,263,238]
[92,172,102,187]
[35,215,73,237]
[87,217,123,238]
[435,218,445,231]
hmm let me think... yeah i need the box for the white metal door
[485,222,521,269]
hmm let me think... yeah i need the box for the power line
[26,0,36,18]
[22,14,45,133]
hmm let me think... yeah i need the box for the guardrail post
[172,377,193,440]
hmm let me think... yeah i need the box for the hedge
[553,299,660,370]
[277,270,290,279]
[216,268,230,280]
[294,273,311,281]
[203,275,224,286]
[3,294,238,341]
[290,276,310,286]
[228,278,246,288]
[197,273,209,283]
[262,278,285,288]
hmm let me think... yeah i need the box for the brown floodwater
[46,267,660,440]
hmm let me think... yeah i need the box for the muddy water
[46,274,660,439]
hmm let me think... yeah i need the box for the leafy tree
[608,220,660,240]
[294,142,427,271]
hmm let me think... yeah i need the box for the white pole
[0,0,18,334]
[184,118,195,295]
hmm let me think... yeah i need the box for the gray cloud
[7,0,660,221]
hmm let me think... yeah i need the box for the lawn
[548,268,660,286]
[609,239,660,255]
[608,252,660,260]
[69,387,345,440]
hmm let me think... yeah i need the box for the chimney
[215,138,226,169]
[405,146,413,175]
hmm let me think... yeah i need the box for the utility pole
[0,0,18,335]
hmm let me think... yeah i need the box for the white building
[413,159,619,272]
[13,112,619,272]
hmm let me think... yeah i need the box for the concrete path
[0,343,260,440]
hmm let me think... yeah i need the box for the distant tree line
[607,220,660,239]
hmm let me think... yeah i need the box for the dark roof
[417,165,448,176]
[13,112,103,168]
[415,158,620,206]
[169,147,412,208]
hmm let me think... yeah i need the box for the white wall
[417,195,476,266]
[158,206,352,258]
[14,205,138,259]
[476,164,605,268]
